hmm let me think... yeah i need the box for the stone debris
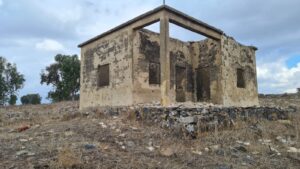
[147,146,155,152]
[84,144,96,150]
[118,133,126,137]
[160,147,176,157]
[126,141,135,147]
[275,136,295,145]
[99,122,108,128]
[287,147,300,153]
[233,145,248,153]
[258,139,272,145]
[19,139,29,142]
[236,140,250,146]
[210,145,220,151]
[16,150,35,156]
[269,146,281,156]
[277,120,292,125]
[192,150,202,155]
[64,131,74,136]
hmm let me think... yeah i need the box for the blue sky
[0,0,300,102]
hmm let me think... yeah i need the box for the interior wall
[133,29,194,104]
[191,39,223,104]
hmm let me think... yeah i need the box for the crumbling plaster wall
[221,35,259,107]
[80,29,134,109]
[132,30,194,104]
[191,39,223,104]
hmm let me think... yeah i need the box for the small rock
[19,139,28,142]
[259,139,271,145]
[216,149,225,156]
[216,164,231,169]
[269,146,281,155]
[252,151,260,155]
[64,131,74,136]
[48,129,54,133]
[16,150,35,156]
[130,126,138,130]
[147,146,155,151]
[287,147,300,153]
[236,140,250,146]
[33,124,40,128]
[277,120,292,125]
[179,116,196,124]
[160,147,175,157]
[126,141,135,147]
[233,145,247,153]
[118,133,126,137]
[99,122,107,128]
[192,150,202,155]
[84,144,96,150]
[210,145,220,151]
[186,124,195,133]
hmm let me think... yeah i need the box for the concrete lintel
[160,12,171,106]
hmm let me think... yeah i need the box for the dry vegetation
[0,98,300,169]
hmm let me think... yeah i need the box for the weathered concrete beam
[160,12,171,106]
[132,12,162,30]
[168,13,222,40]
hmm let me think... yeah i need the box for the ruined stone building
[78,5,259,110]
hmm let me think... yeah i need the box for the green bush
[21,94,41,105]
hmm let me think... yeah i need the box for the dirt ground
[0,98,300,169]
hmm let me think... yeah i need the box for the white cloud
[257,60,300,94]
[35,39,64,51]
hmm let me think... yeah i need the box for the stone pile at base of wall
[88,104,295,138]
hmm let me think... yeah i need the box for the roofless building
[78,5,259,109]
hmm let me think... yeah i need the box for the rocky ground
[0,98,300,169]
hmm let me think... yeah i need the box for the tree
[8,95,17,105]
[21,94,41,105]
[0,56,25,105]
[41,54,80,102]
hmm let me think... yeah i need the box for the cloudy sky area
[0,0,300,102]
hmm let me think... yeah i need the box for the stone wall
[221,35,259,107]
[80,29,134,109]
[88,104,293,138]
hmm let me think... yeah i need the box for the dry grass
[56,147,83,169]
[0,99,299,169]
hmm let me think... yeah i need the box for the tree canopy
[21,94,41,105]
[0,56,25,105]
[41,54,80,102]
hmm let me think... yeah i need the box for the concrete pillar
[160,13,170,106]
